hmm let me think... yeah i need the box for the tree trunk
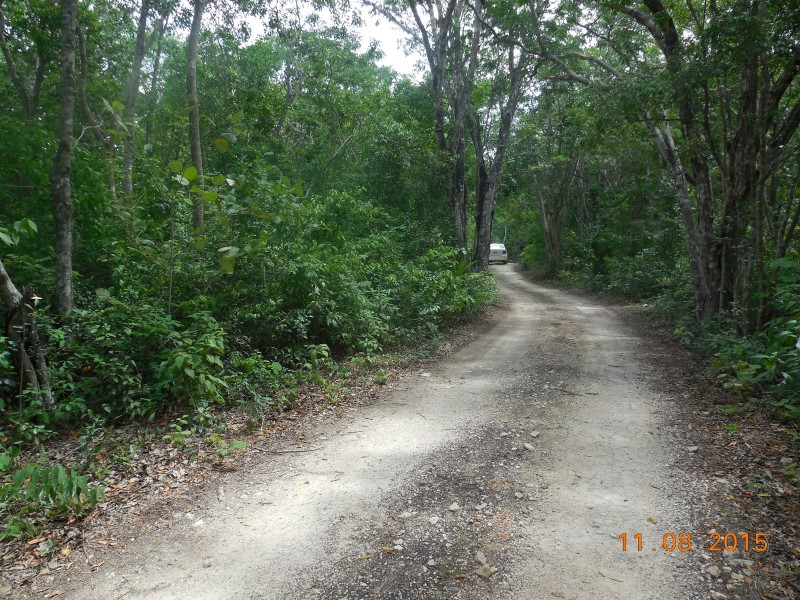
[121,0,151,203]
[77,25,118,201]
[0,258,53,411]
[145,9,170,149]
[472,50,525,270]
[187,0,206,233]
[50,0,78,317]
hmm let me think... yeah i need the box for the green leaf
[218,254,236,274]
[229,440,246,450]
[214,137,230,152]
[95,288,111,302]
[167,160,183,173]
[0,231,15,246]
[221,132,237,143]
[111,100,125,111]
[228,109,245,122]
[183,166,199,182]
[203,190,219,202]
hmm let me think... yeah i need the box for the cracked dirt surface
[42,265,713,599]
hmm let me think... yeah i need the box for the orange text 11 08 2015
[618,532,768,553]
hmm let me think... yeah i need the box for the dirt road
[56,265,705,599]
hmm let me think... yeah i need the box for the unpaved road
[54,265,707,599]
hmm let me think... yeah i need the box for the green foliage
[710,259,800,421]
[0,448,104,540]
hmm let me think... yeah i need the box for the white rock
[706,565,722,577]
[523,443,535,451]
[687,446,699,453]
[429,516,440,525]
[530,431,540,438]
[449,502,460,512]
[475,551,487,565]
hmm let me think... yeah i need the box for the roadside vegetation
[0,1,497,542]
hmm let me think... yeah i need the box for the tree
[187,0,206,233]
[50,0,78,316]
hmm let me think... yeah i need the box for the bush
[0,448,104,540]
[711,258,800,421]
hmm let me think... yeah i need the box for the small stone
[192,519,205,527]
[427,559,437,566]
[449,502,460,512]
[729,559,754,568]
[706,565,722,577]
[779,457,794,466]
[710,592,728,600]
[475,551,487,565]
[429,516,440,525]
[687,446,699,453]
[530,431,540,438]
[500,432,509,437]
[514,492,524,499]
[523,443,535,451]
[202,560,212,568]
[400,511,412,519]
[730,572,744,581]
[394,545,404,551]
[475,503,487,511]
[475,564,496,578]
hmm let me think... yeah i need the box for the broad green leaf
[229,440,246,450]
[214,137,230,152]
[183,166,199,181]
[203,191,219,202]
[229,109,245,122]
[95,288,111,302]
[221,132,237,143]
[167,160,183,173]
[218,254,236,274]
[0,231,14,246]
[111,100,125,111]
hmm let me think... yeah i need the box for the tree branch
[0,0,32,117]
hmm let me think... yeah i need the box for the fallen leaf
[26,537,47,546]
[552,593,565,598]
[357,553,373,560]
[647,516,658,524]
[454,573,469,580]
[381,546,396,554]
[60,548,71,557]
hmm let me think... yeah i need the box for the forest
[0,0,798,542]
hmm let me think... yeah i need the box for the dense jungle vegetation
[0,0,798,539]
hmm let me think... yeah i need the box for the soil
[2,264,797,599]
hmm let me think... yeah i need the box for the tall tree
[50,0,78,316]
[121,0,152,203]
[187,0,206,233]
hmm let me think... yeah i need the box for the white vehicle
[489,243,508,264]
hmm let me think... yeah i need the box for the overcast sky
[244,5,424,80]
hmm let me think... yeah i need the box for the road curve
[56,265,700,600]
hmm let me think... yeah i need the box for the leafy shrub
[0,448,104,540]
[45,297,228,422]
[709,258,800,421]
